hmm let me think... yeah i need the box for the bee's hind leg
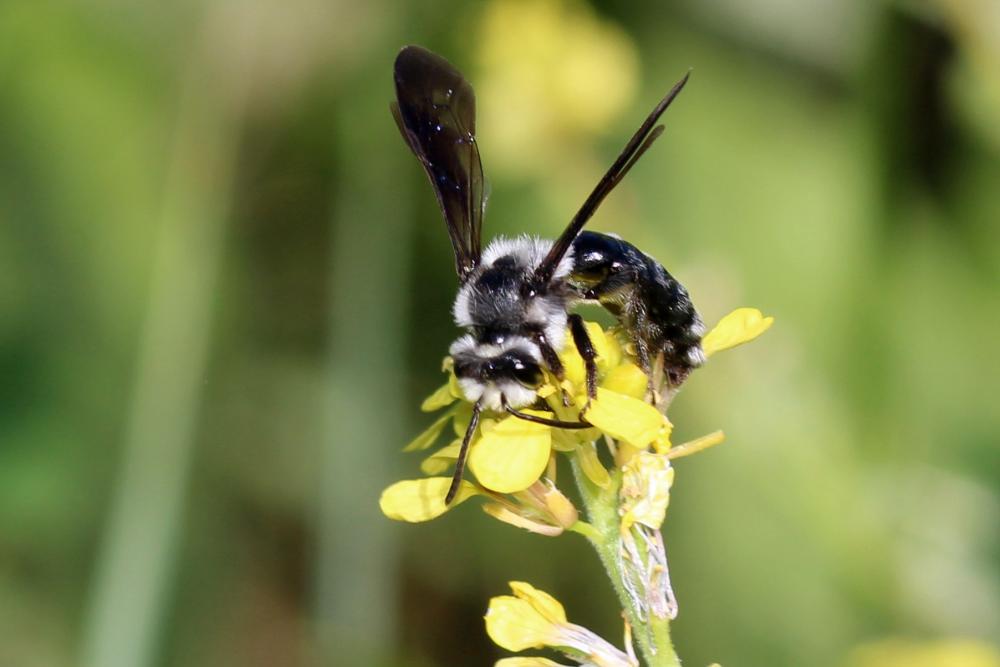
[633,336,661,406]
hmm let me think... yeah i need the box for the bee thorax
[453,236,574,333]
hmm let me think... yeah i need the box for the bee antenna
[533,71,690,285]
[503,400,592,429]
[446,398,483,504]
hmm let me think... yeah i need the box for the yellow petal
[509,581,567,624]
[421,381,457,412]
[601,362,647,399]
[702,308,773,357]
[560,323,614,390]
[469,414,552,493]
[585,321,613,371]
[403,409,455,452]
[495,658,569,667]
[379,478,477,522]
[598,325,623,370]
[577,440,610,488]
[486,595,559,651]
[420,439,460,474]
[560,337,586,388]
[584,388,664,448]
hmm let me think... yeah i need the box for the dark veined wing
[533,72,691,285]
[392,45,484,280]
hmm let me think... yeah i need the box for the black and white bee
[392,46,705,502]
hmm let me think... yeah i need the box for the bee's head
[481,350,544,387]
[450,337,544,410]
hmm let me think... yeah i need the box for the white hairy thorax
[452,236,574,347]
[448,236,577,410]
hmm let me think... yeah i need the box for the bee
[392,46,704,502]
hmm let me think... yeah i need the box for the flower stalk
[379,308,773,666]
[571,455,680,667]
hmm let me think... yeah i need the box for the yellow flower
[486,582,637,667]
[486,581,567,650]
[380,310,770,525]
[388,323,635,512]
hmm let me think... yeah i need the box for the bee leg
[569,314,598,408]
[634,336,657,404]
[533,331,572,406]
[649,352,667,407]
[446,398,482,504]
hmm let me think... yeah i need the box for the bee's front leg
[533,331,572,407]
[569,314,599,410]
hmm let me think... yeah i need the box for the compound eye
[510,358,543,387]
[519,281,540,299]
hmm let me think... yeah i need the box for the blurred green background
[1,0,998,665]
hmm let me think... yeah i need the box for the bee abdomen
[570,231,704,386]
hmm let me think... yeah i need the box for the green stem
[568,520,603,543]
[571,455,681,667]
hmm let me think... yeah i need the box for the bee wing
[392,45,484,281]
[533,72,690,285]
